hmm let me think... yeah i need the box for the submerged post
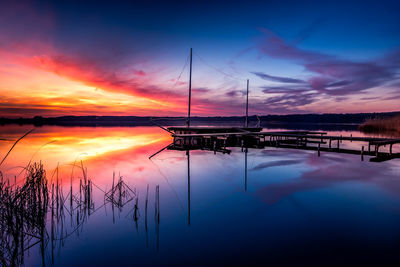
[318,143,321,157]
[361,146,364,161]
[187,48,193,128]
[245,79,249,128]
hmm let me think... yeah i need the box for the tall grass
[0,163,48,266]
[0,161,144,266]
[0,130,159,266]
[359,116,400,134]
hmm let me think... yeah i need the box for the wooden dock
[165,127,400,162]
[150,49,398,162]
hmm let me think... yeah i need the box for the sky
[1,0,400,117]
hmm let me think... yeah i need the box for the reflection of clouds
[254,148,400,204]
[252,159,302,170]
[260,148,310,156]
[0,126,171,185]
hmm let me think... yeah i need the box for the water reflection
[187,150,191,226]
[1,125,400,265]
[0,162,162,266]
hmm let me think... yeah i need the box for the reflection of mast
[245,79,249,128]
[245,148,248,192]
[186,150,191,226]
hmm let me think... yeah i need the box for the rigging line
[152,54,190,119]
[193,51,245,81]
[172,54,190,89]
[149,158,187,217]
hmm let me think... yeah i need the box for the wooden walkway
[166,128,400,162]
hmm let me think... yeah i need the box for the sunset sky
[1,0,400,117]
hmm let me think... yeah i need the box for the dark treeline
[1,111,400,127]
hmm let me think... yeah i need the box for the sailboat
[167,48,263,142]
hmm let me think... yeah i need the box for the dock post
[390,144,393,155]
[361,146,364,161]
[350,134,353,142]
[340,135,342,143]
[329,139,332,150]
[375,145,379,157]
[213,140,216,154]
[318,143,320,157]
[368,143,371,153]
[337,139,340,149]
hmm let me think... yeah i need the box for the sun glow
[0,126,170,174]
[0,49,188,117]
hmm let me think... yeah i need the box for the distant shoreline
[1,111,399,128]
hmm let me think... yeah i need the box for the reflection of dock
[167,128,400,162]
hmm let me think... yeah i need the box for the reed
[0,160,158,266]
[0,162,48,266]
[0,129,153,265]
[359,116,400,134]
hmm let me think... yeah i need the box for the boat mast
[187,48,193,128]
[245,79,249,128]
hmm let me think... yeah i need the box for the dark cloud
[225,90,246,97]
[252,72,306,84]
[256,28,400,110]
[262,93,317,109]
[192,87,210,93]
[326,80,352,88]
[261,86,309,94]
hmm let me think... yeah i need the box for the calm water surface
[1,125,400,266]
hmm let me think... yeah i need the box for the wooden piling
[170,129,400,161]
[361,146,364,161]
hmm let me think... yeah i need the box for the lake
[1,125,400,266]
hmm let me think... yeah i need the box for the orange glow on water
[0,126,171,186]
